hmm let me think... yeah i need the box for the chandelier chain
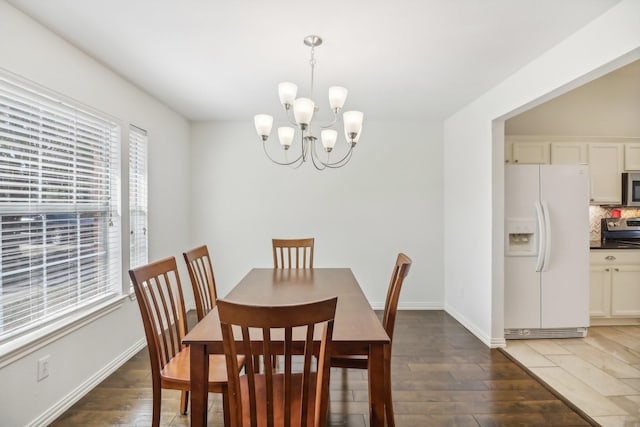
[309,45,316,102]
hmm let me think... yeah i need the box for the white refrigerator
[504,164,590,339]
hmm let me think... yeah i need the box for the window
[129,125,148,272]
[0,74,121,342]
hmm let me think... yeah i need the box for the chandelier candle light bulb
[293,98,315,129]
[343,111,363,145]
[328,86,348,112]
[278,82,298,109]
[321,129,338,152]
[254,35,363,170]
[278,127,295,149]
[254,114,273,141]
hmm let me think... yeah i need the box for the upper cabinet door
[588,143,623,204]
[624,143,640,171]
[512,141,550,164]
[551,142,588,164]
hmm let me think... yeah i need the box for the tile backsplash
[589,206,640,240]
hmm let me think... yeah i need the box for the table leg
[368,343,385,427]
[190,343,208,427]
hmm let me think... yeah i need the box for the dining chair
[330,252,412,427]
[270,237,315,371]
[272,238,315,269]
[217,296,337,427]
[183,244,218,321]
[129,257,238,427]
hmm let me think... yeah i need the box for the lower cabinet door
[589,266,611,317]
[611,266,640,316]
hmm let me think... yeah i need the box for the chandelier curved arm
[284,108,299,127]
[262,141,304,167]
[323,148,354,168]
[319,111,339,129]
[309,139,328,171]
[315,142,355,168]
[308,138,355,169]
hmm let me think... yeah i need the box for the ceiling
[6,0,622,122]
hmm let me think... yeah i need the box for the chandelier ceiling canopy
[254,35,363,170]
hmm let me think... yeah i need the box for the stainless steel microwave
[622,173,640,206]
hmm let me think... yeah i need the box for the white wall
[443,0,640,347]
[189,120,443,309]
[506,59,640,136]
[0,3,191,426]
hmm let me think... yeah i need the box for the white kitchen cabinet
[624,143,640,170]
[588,143,623,204]
[512,141,550,164]
[590,250,640,321]
[551,142,587,164]
[611,265,640,316]
[507,138,640,205]
[589,264,610,317]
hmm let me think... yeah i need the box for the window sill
[0,296,127,369]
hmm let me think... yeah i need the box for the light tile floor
[503,326,640,427]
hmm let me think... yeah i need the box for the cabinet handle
[605,256,616,261]
[614,268,619,272]
[514,159,519,163]
[605,268,610,272]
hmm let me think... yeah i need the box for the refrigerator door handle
[535,201,546,272]
[542,200,552,272]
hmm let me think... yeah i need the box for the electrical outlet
[37,355,50,381]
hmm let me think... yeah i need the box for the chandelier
[254,35,363,170]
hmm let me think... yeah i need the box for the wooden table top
[183,268,390,353]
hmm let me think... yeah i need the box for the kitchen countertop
[590,240,640,250]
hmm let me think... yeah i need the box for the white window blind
[0,75,121,342]
[129,125,147,271]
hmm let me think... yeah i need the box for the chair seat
[330,355,368,370]
[238,373,319,427]
[161,346,243,390]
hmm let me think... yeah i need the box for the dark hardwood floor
[51,311,591,426]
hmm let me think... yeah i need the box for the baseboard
[27,337,147,427]
[369,301,444,310]
[444,303,505,348]
[590,317,640,326]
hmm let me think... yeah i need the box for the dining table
[182,267,391,427]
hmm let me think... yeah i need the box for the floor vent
[504,327,587,339]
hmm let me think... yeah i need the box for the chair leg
[180,390,189,415]
[384,348,395,427]
[222,391,231,427]
[151,380,161,427]
[385,386,395,427]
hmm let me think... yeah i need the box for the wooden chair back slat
[218,297,337,427]
[183,245,218,321]
[382,253,412,343]
[129,257,187,381]
[272,238,314,269]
